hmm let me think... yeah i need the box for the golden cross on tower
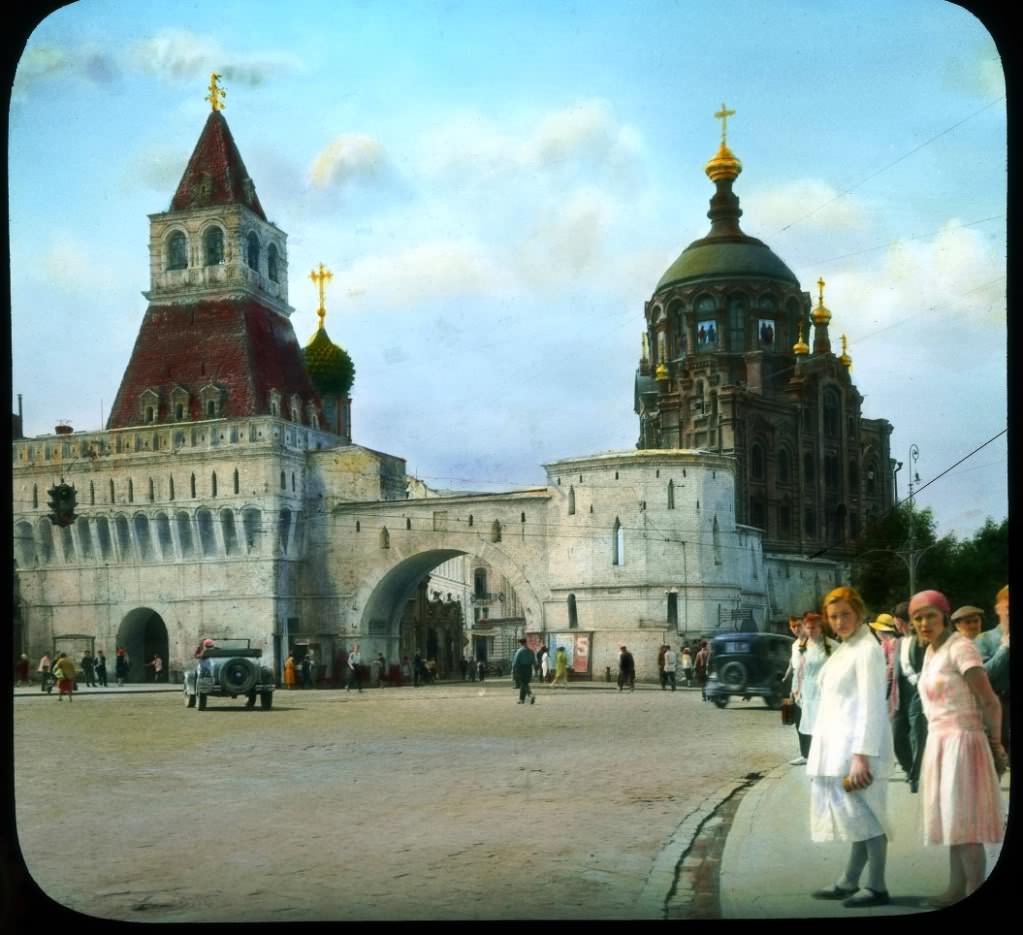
[309,263,334,328]
[817,276,826,305]
[714,102,736,146]
[206,73,226,112]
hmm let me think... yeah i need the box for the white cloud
[343,240,511,309]
[309,134,390,190]
[130,29,302,85]
[42,235,122,294]
[743,179,869,232]
[127,144,188,193]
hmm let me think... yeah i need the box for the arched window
[233,469,240,495]
[667,479,675,509]
[95,517,112,560]
[380,527,390,549]
[803,453,815,483]
[612,518,624,565]
[267,243,279,282]
[568,593,578,629]
[280,471,286,491]
[177,511,194,557]
[823,387,841,438]
[777,450,791,484]
[155,512,173,559]
[568,486,576,515]
[197,508,217,556]
[134,514,154,560]
[221,509,238,555]
[167,231,187,270]
[474,568,487,598]
[148,478,155,502]
[175,403,185,420]
[15,521,36,566]
[751,444,765,480]
[246,232,260,270]
[243,508,261,553]
[491,520,502,543]
[204,226,224,266]
[145,406,155,424]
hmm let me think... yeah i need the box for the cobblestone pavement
[14,682,793,922]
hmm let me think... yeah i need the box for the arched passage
[116,608,169,683]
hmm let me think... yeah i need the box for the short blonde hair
[996,585,1009,604]
[822,585,867,622]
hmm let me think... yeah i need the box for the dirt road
[14,682,791,921]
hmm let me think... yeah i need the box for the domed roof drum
[304,327,354,396]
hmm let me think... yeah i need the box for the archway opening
[116,608,169,683]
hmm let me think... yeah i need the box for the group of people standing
[784,584,1008,908]
[23,648,130,694]
[656,644,698,690]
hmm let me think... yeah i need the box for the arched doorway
[116,608,169,682]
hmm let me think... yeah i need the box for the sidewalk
[719,761,1010,917]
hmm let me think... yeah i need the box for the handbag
[780,699,795,726]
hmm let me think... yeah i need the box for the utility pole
[906,443,920,597]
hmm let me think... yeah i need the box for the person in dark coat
[114,648,130,687]
[890,601,928,792]
[94,650,108,687]
[80,651,97,687]
[512,638,536,704]
[617,646,636,692]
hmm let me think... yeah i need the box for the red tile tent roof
[107,300,322,429]
[169,111,267,221]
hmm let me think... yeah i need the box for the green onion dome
[304,326,354,396]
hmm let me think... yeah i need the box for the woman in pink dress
[911,590,1006,906]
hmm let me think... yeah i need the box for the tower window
[267,244,279,282]
[246,232,260,271]
[211,472,218,498]
[204,227,225,266]
[568,486,576,515]
[32,484,38,509]
[474,568,487,598]
[207,400,216,418]
[612,518,624,565]
[568,594,578,629]
[491,520,502,543]
[751,444,765,480]
[667,479,675,509]
[823,388,840,438]
[190,473,197,498]
[167,230,188,271]
[233,469,240,495]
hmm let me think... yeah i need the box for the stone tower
[635,108,894,557]
[107,94,323,431]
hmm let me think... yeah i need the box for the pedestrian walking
[891,601,928,792]
[347,644,364,692]
[283,653,297,689]
[808,586,894,909]
[78,650,96,687]
[401,656,412,685]
[540,646,550,683]
[694,640,709,690]
[413,652,425,687]
[551,646,569,687]
[305,650,317,688]
[512,638,536,704]
[94,650,108,687]
[617,646,635,692]
[114,649,129,687]
[38,653,52,693]
[300,653,312,689]
[782,616,806,763]
[662,646,677,691]
[52,652,76,702]
[680,647,693,687]
[476,658,486,684]
[144,654,163,683]
[911,589,1006,906]
[657,644,667,689]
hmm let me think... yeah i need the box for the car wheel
[260,691,273,710]
[711,695,728,709]
[719,661,748,692]
[197,693,207,710]
[220,658,258,695]
[184,691,195,708]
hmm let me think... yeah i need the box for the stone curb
[633,775,755,919]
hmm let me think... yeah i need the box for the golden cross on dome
[714,102,736,145]
[206,73,226,111]
[309,263,334,328]
[817,276,826,305]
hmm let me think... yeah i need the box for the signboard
[548,633,591,676]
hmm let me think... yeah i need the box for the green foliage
[850,507,1007,616]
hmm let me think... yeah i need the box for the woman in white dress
[807,586,895,908]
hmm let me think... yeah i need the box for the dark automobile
[703,631,793,709]
[183,641,275,710]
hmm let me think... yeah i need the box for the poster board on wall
[548,632,592,677]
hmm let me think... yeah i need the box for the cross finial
[714,102,736,146]
[817,276,826,305]
[309,263,334,328]
[206,73,226,112]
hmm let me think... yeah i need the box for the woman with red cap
[911,589,1005,906]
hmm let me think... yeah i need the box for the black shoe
[530,695,535,704]
[812,884,858,901]
[843,889,890,908]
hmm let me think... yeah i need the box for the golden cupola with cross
[303,263,354,442]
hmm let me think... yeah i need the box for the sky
[8,0,1008,542]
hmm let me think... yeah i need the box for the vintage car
[703,631,793,709]
[183,641,275,710]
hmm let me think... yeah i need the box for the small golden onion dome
[838,334,852,369]
[655,361,669,381]
[792,321,810,356]
[811,276,832,326]
[705,142,743,183]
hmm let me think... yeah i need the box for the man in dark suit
[890,601,928,792]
